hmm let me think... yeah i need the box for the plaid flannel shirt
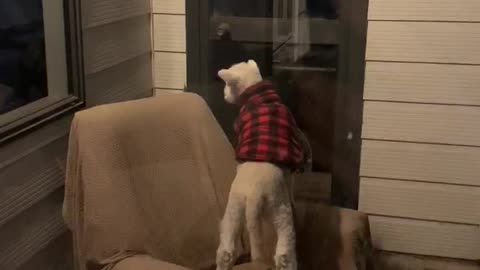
[234,80,305,170]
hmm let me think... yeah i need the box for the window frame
[0,0,85,144]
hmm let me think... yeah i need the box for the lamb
[216,60,311,270]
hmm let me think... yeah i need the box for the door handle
[216,22,231,40]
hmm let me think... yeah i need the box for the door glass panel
[206,0,339,173]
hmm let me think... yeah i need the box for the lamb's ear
[247,59,258,69]
[218,69,240,84]
[217,69,229,82]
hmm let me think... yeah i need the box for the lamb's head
[217,60,263,104]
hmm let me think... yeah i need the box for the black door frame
[185,0,368,209]
[332,0,369,208]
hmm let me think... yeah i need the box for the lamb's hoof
[275,254,297,270]
[216,250,234,270]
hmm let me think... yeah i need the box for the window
[0,0,84,142]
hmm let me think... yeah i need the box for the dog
[216,60,311,270]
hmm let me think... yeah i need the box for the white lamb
[216,60,311,270]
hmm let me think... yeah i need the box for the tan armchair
[62,93,259,270]
[63,92,373,270]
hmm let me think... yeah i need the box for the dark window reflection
[207,0,339,172]
[306,0,338,19]
[212,0,338,19]
[0,0,47,114]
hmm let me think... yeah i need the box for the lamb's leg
[271,184,297,270]
[246,191,264,262]
[217,187,245,270]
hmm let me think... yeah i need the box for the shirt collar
[237,80,280,106]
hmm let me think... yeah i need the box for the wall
[0,0,152,269]
[152,0,187,95]
[359,0,480,261]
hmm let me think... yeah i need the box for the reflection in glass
[207,0,339,172]
[212,0,338,19]
[0,0,47,114]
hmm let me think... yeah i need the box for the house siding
[360,0,480,260]
[152,0,186,95]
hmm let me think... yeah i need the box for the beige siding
[81,0,150,28]
[153,15,186,52]
[83,16,151,75]
[364,62,480,106]
[152,1,186,93]
[154,52,186,89]
[152,0,185,14]
[0,192,64,270]
[368,0,480,22]
[363,101,480,146]
[361,140,480,186]
[369,216,480,260]
[361,0,480,260]
[360,178,480,224]
[0,137,67,227]
[86,55,153,104]
[379,253,480,270]
[366,21,480,64]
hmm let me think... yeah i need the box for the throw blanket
[63,93,240,270]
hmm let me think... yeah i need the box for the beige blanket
[63,93,241,270]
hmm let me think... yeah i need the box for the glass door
[186,0,367,208]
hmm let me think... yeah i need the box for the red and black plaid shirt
[234,80,304,170]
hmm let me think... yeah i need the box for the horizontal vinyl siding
[366,21,480,64]
[359,178,480,225]
[361,140,480,186]
[369,216,480,260]
[83,15,151,75]
[0,116,71,270]
[154,52,186,89]
[378,253,480,270]
[362,101,480,146]
[17,233,72,270]
[81,0,150,28]
[152,0,185,14]
[153,15,186,52]
[364,62,480,106]
[0,137,67,227]
[0,191,65,270]
[361,0,480,260]
[86,54,153,104]
[368,0,480,22]
[152,1,186,93]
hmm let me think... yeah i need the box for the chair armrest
[111,255,192,270]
